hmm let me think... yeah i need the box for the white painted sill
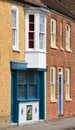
[51,46,58,49]
[50,99,57,103]
[66,98,72,102]
[66,48,72,52]
[13,49,20,52]
[60,47,64,51]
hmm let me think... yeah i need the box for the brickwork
[1,0,75,128]
[46,12,75,120]
[0,0,25,126]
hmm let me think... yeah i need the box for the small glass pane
[29,32,34,39]
[28,71,36,84]
[29,15,34,22]
[39,33,44,49]
[12,10,16,28]
[29,32,34,48]
[18,71,26,84]
[18,85,26,98]
[29,24,34,31]
[12,29,17,46]
[28,85,35,97]
[39,15,45,32]
[29,41,34,48]
[40,24,45,32]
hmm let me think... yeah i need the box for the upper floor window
[66,24,71,51]
[50,67,56,101]
[51,19,57,48]
[60,22,64,50]
[12,6,19,51]
[39,15,45,49]
[26,13,46,51]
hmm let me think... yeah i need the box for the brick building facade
[0,0,75,128]
[46,11,75,120]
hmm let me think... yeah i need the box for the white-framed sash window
[60,22,64,50]
[25,13,46,52]
[66,24,71,51]
[12,6,19,51]
[51,19,57,48]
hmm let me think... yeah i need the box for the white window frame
[50,67,56,102]
[12,6,19,51]
[51,19,57,49]
[25,13,46,52]
[65,68,71,101]
[66,24,71,51]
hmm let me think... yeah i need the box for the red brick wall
[46,12,75,120]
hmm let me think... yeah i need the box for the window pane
[52,21,54,32]
[66,25,70,46]
[39,15,45,32]
[65,68,70,99]
[29,32,34,48]
[29,23,34,31]
[50,67,56,101]
[12,29,17,46]
[12,10,16,28]
[28,71,36,98]
[29,41,34,48]
[60,22,63,47]
[18,85,26,98]
[29,15,34,22]
[51,69,53,82]
[40,24,45,32]
[18,71,26,84]
[39,33,44,49]
[29,32,34,39]
[28,85,35,97]
[51,19,56,47]
[28,71,36,84]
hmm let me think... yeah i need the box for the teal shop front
[10,61,46,125]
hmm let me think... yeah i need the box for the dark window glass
[29,15,34,48]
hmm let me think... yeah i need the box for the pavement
[0,116,75,130]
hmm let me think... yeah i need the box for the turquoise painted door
[11,71,18,123]
[58,74,63,115]
[39,72,45,120]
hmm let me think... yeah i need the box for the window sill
[13,49,20,52]
[60,47,64,51]
[18,99,40,102]
[50,99,57,103]
[66,98,72,102]
[51,46,58,50]
[66,48,72,53]
[25,50,46,54]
